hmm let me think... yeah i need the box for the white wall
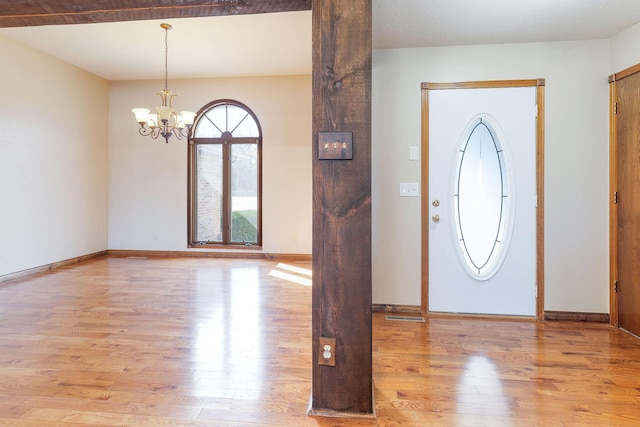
[108,75,312,254]
[372,40,610,313]
[0,34,109,277]
[610,21,640,74]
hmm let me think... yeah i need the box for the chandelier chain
[164,25,169,91]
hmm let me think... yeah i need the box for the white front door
[428,85,537,316]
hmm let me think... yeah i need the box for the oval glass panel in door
[453,116,511,280]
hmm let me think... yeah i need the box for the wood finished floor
[0,256,639,426]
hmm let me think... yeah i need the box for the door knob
[432,199,440,207]
[432,214,440,223]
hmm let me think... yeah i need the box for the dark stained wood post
[310,0,373,416]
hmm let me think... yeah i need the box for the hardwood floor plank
[1,256,640,425]
[20,407,139,424]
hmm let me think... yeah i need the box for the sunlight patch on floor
[269,263,312,287]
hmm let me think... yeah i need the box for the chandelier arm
[150,127,161,140]
[172,128,187,141]
[138,124,153,137]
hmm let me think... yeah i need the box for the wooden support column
[310,0,373,417]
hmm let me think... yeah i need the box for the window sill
[189,243,263,251]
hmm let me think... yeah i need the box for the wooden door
[614,70,640,337]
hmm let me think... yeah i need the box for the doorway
[420,80,545,318]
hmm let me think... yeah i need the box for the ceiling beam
[0,0,312,28]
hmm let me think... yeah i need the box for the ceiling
[1,0,640,81]
[0,12,312,81]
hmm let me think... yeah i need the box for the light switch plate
[400,182,419,197]
[318,132,353,160]
[409,146,420,161]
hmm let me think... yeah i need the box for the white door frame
[420,79,546,320]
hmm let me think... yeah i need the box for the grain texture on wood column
[310,0,373,416]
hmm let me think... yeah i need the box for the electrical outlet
[318,336,336,367]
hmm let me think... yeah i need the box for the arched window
[188,99,262,247]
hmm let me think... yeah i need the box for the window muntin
[189,100,262,247]
[453,116,512,279]
[194,104,260,138]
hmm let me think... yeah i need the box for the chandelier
[131,23,196,143]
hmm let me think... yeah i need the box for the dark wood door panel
[616,71,640,336]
